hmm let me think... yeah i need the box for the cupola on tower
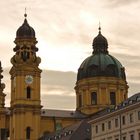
[10,13,42,140]
[75,27,128,115]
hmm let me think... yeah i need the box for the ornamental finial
[98,21,101,34]
[24,8,27,18]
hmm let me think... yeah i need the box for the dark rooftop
[39,120,91,140]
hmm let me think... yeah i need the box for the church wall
[75,77,128,115]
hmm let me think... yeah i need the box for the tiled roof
[5,107,87,119]
[39,120,91,140]
[41,109,86,119]
[89,92,140,121]
[123,92,140,104]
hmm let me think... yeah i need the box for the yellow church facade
[0,14,128,140]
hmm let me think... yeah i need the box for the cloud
[41,94,76,110]
[42,70,76,86]
[41,70,76,94]
[105,0,140,8]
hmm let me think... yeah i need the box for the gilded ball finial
[24,8,27,18]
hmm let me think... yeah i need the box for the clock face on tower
[25,75,33,84]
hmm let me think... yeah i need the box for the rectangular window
[130,134,134,140]
[122,116,125,125]
[108,121,111,129]
[95,125,98,133]
[115,118,118,127]
[110,92,116,105]
[138,111,140,120]
[130,113,133,123]
[91,92,97,105]
[102,123,105,131]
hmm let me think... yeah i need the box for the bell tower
[10,13,42,140]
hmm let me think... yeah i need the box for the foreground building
[89,93,140,140]
[0,13,134,140]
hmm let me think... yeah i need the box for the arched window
[26,127,31,140]
[27,86,31,99]
[110,92,116,105]
[21,49,30,62]
[91,92,97,105]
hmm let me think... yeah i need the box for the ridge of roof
[41,109,86,118]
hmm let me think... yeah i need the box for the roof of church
[77,27,126,81]
[41,109,86,119]
[39,120,91,140]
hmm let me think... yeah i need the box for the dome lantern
[92,26,108,54]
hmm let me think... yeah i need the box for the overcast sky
[0,0,140,110]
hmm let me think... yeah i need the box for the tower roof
[16,13,35,39]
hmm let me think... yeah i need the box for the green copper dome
[77,28,126,81]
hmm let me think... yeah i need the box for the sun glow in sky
[0,0,140,109]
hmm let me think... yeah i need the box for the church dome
[77,28,126,81]
[16,14,35,38]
